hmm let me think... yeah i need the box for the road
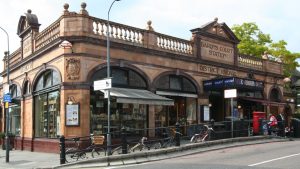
[106,139,300,169]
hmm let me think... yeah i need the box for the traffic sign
[3,94,11,103]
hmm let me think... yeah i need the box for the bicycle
[190,125,214,143]
[111,136,150,155]
[65,137,87,163]
[86,134,106,158]
[157,127,181,148]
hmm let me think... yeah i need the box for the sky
[0,0,300,74]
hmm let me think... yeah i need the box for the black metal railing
[59,118,291,164]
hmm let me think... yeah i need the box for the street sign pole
[224,89,237,138]
[231,98,233,138]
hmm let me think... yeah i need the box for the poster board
[203,105,210,121]
[65,104,80,126]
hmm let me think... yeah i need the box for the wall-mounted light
[59,40,73,53]
[238,105,242,109]
[208,103,212,107]
[67,96,76,105]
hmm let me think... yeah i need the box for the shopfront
[90,67,173,137]
[203,77,276,121]
[154,74,198,127]
[34,69,61,138]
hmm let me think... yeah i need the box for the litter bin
[253,112,266,135]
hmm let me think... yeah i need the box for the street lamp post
[0,26,10,163]
[106,0,120,156]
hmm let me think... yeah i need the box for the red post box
[253,111,266,134]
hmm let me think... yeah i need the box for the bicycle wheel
[92,147,106,158]
[150,142,161,149]
[65,148,77,163]
[111,146,122,155]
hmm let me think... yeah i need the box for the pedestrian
[268,113,277,135]
[276,112,285,137]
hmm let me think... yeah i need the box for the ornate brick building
[0,3,293,153]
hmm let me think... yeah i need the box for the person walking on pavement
[276,112,285,137]
[268,113,278,135]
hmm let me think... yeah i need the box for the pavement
[0,136,293,169]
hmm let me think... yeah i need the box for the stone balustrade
[91,17,144,45]
[238,54,263,70]
[156,33,193,55]
[35,20,60,50]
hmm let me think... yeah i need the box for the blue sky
[0,0,300,72]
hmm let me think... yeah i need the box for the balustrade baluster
[128,29,132,42]
[100,22,104,35]
[95,21,99,34]
[115,26,120,39]
[124,29,128,40]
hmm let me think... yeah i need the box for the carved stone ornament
[66,58,80,80]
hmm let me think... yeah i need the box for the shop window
[90,91,148,137]
[9,84,21,136]
[34,69,61,138]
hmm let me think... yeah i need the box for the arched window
[155,75,197,126]
[156,75,196,93]
[9,84,21,136]
[34,69,61,138]
[270,88,281,102]
[90,67,148,136]
[91,67,147,89]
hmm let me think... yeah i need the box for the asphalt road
[106,139,300,169]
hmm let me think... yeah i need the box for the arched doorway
[269,87,282,116]
[33,69,61,138]
[154,74,198,126]
[89,67,149,137]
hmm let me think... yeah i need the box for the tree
[231,22,272,57]
[232,22,300,77]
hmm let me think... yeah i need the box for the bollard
[60,135,66,165]
[121,127,127,154]
[175,122,180,146]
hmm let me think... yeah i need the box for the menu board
[65,104,80,126]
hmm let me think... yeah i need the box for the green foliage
[232,22,271,57]
[232,22,300,77]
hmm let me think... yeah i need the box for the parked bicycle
[65,135,106,163]
[87,134,106,158]
[156,127,181,148]
[65,137,87,163]
[190,125,214,143]
[111,136,150,155]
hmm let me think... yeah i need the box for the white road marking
[248,153,300,166]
